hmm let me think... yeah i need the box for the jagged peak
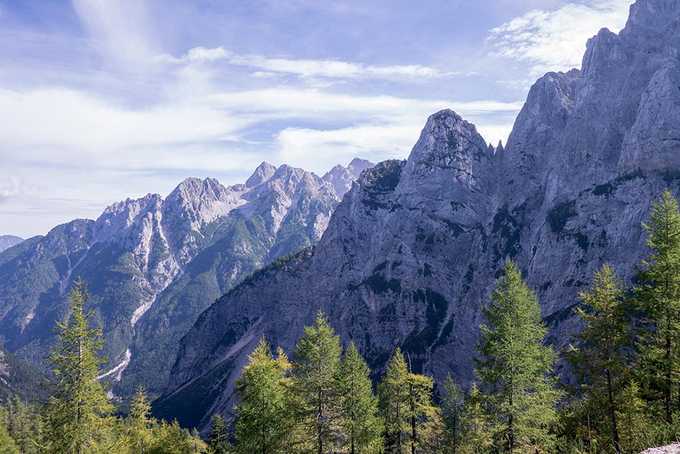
[496,140,505,154]
[407,109,489,165]
[246,161,277,188]
[623,0,680,37]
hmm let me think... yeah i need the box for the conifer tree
[127,388,154,453]
[477,261,559,452]
[208,415,230,454]
[337,342,382,453]
[45,279,114,454]
[571,264,629,453]
[0,406,20,454]
[234,338,292,454]
[440,375,464,453]
[379,348,410,453]
[292,311,342,454]
[636,190,680,423]
[378,348,439,453]
[458,384,492,454]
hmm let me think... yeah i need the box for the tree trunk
[666,327,673,424]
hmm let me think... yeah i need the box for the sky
[0,0,634,238]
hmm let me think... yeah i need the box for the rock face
[156,0,680,429]
[0,236,22,253]
[0,160,372,397]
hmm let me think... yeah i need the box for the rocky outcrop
[0,160,370,398]
[157,0,680,429]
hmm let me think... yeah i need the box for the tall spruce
[571,264,629,453]
[45,279,114,454]
[477,261,559,452]
[636,190,680,423]
[337,342,382,453]
[292,311,342,454]
[234,338,292,454]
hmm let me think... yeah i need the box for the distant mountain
[0,159,372,398]
[0,236,23,253]
[156,0,680,429]
[0,345,49,404]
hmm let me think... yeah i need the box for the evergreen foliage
[636,190,680,424]
[234,338,293,454]
[44,280,115,454]
[337,342,383,453]
[292,312,343,453]
[477,260,560,452]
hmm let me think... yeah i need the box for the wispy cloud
[488,0,631,76]
[158,46,463,80]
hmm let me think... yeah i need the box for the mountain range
[153,0,680,429]
[0,159,372,399]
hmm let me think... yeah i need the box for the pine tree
[616,381,652,453]
[292,311,342,454]
[234,338,292,454]
[336,342,382,453]
[477,261,560,452]
[636,190,680,423]
[127,388,154,453]
[45,279,114,454]
[4,397,43,453]
[379,348,410,453]
[440,375,464,453]
[571,264,630,453]
[208,415,230,454]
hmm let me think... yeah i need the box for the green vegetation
[8,190,680,453]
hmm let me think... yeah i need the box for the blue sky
[0,0,632,237]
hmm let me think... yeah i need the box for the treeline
[5,190,680,453]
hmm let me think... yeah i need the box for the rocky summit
[156,0,680,429]
[0,159,371,399]
[0,236,22,253]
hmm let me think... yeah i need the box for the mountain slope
[0,236,23,253]
[0,160,371,398]
[157,0,680,429]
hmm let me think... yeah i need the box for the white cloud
[488,0,631,75]
[158,46,461,80]
[71,0,157,66]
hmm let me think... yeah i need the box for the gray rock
[157,0,680,429]
[0,236,22,253]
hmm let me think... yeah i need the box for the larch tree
[476,261,560,453]
[45,279,114,454]
[379,348,410,453]
[207,415,230,454]
[336,341,383,453]
[440,375,464,453]
[636,190,680,424]
[234,338,293,454]
[292,311,342,454]
[571,264,629,453]
[126,388,154,453]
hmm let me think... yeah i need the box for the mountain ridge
[156,0,680,429]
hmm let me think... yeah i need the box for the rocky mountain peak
[322,158,375,199]
[623,0,680,38]
[401,109,491,195]
[245,161,277,188]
